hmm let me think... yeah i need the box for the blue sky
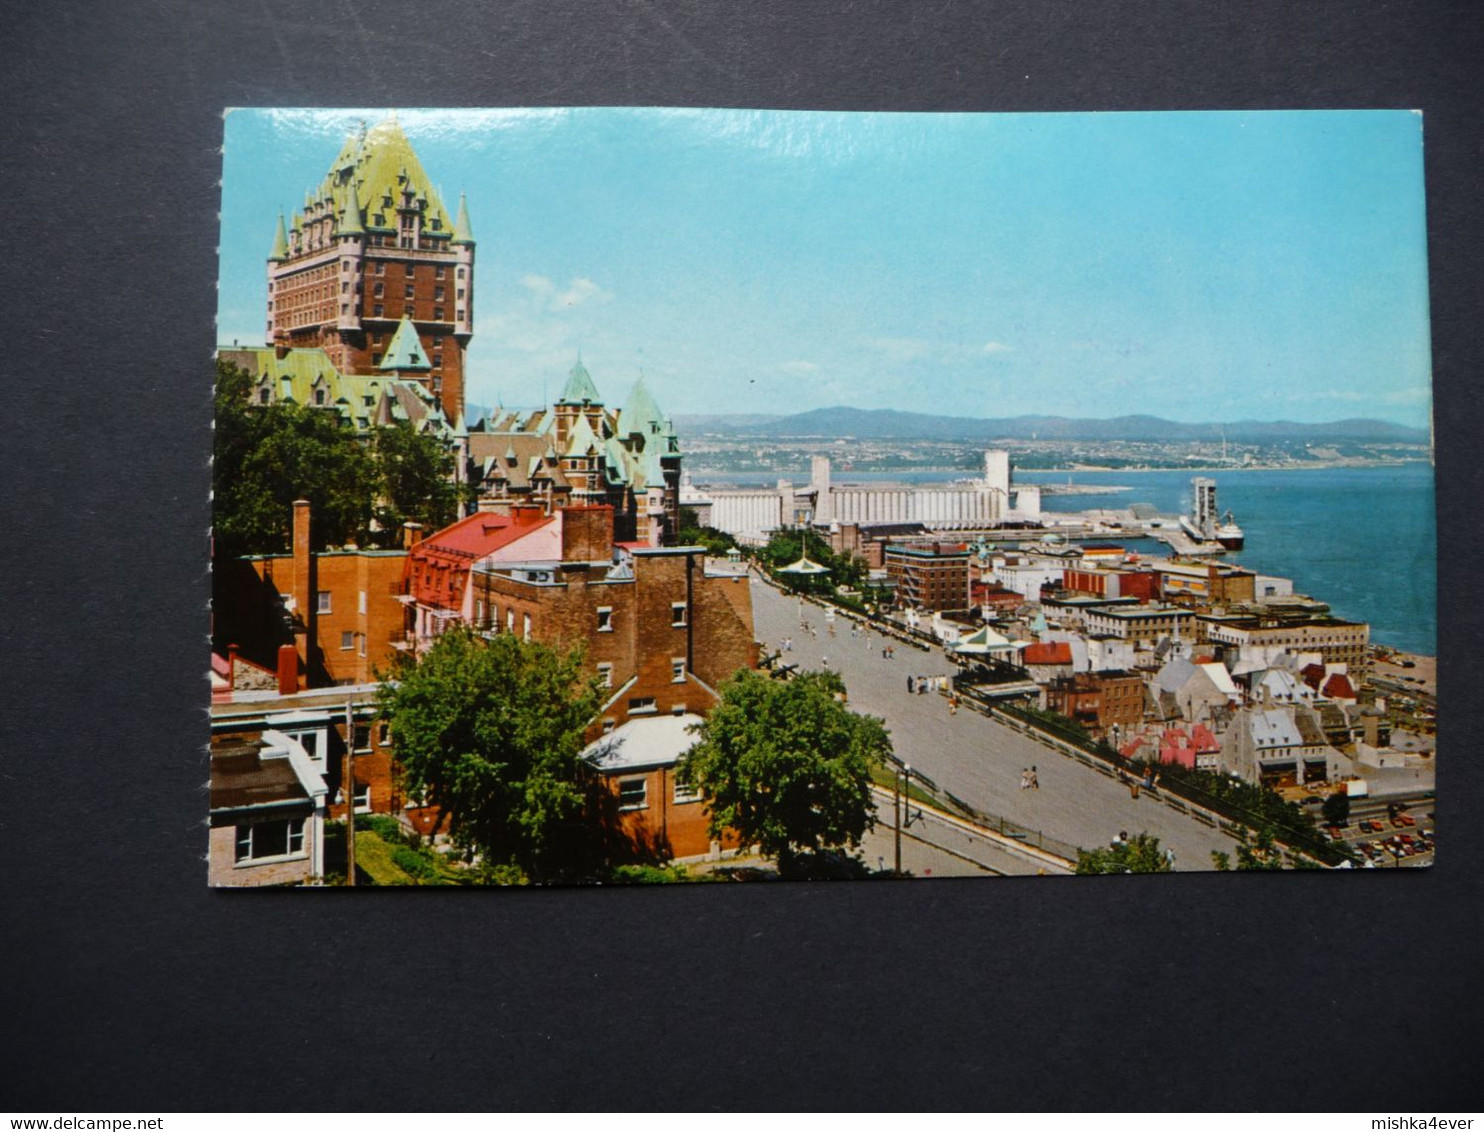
[219,108,1432,427]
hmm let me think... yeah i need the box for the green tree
[1234,826,1284,871]
[1075,832,1173,874]
[678,669,890,877]
[378,625,601,882]
[678,506,739,557]
[372,421,460,543]
[213,359,378,556]
[1320,791,1350,827]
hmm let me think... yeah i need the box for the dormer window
[259,389,270,404]
[314,389,326,405]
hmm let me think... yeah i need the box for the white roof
[1248,708,1302,749]
[1195,661,1239,696]
[583,712,705,772]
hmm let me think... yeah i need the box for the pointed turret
[564,411,601,457]
[379,315,430,372]
[269,212,289,262]
[337,194,364,236]
[618,372,666,437]
[559,355,601,404]
[452,191,475,245]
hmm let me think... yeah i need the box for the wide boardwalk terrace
[749,577,1239,870]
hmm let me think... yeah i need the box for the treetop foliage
[213,358,458,557]
[378,625,601,881]
[678,668,890,874]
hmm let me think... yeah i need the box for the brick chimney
[277,644,299,696]
[560,505,614,563]
[402,521,423,549]
[291,499,312,691]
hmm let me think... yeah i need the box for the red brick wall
[244,550,407,686]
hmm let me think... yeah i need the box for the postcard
[210,108,1434,885]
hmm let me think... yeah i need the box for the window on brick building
[671,658,686,683]
[371,353,382,365]
[235,818,305,862]
[432,353,442,368]
[405,284,415,300]
[597,662,613,689]
[602,718,615,735]
[353,724,371,753]
[340,630,354,651]
[435,265,445,279]
[671,603,687,627]
[522,614,531,642]
[456,309,465,321]
[374,304,384,318]
[432,336,443,347]
[358,633,366,658]
[434,286,445,301]
[316,592,332,614]
[596,607,613,632]
[434,307,444,321]
[353,784,371,813]
[628,697,656,715]
[377,722,391,747]
[674,779,700,804]
[617,778,647,811]
[457,266,466,279]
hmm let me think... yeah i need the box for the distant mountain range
[673,407,1429,444]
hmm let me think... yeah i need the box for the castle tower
[553,355,603,452]
[265,116,474,423]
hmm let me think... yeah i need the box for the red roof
[1023,642,1073,666]
[1191,723,1220,752]
[407,510,554,608]
[1322,672,1357,699]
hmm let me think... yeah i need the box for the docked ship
[1180,476,1245,550]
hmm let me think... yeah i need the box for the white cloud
[780,360,819,374]
[553,277,613,310]
[520,273,555,296]
[981,341,1012,355]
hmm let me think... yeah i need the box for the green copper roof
[617,373,666,437]
[320,117,453,238]
[269,213,289,261]
[337,194,364,236]
[564,411,601,457]
[379,315,430,372]
[452,191,474,245]
[559,356,601,404]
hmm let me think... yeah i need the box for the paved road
[754,580,1239,870]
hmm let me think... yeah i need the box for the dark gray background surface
[1,0,1478,1112]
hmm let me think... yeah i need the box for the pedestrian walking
[1028,765,1039,790]
[1020,768,1030,790]
[907,675,915,694]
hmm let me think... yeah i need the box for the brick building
[211,681,423,830]
[209,731,327,887]
[1043,670,1145,739]
[885,541,972,612]
[1061,564,1160,603]
[1153,561,1258,606]
[213,500,409,688]
[265,116,475,424]
[396,503,759,860]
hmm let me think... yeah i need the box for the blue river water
[697,463,1437,655]
[1017,464,1437,656]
